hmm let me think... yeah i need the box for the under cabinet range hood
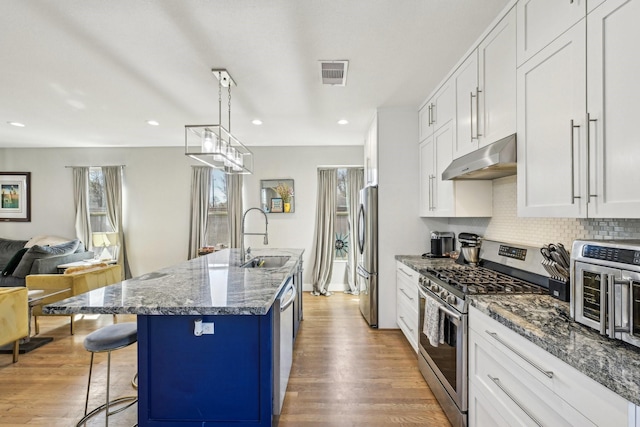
[442,134,517,180]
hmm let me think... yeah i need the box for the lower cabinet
[137,312,275,426]
[469,306,631,427]
[396,262,419,352]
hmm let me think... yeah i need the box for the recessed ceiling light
[337,119,349,125]
[252,119,263,126]
[7,121,25,127]
[146,120,160,126]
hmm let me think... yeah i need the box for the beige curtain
[189,166,212,259]
[102,166,131,280]
[227,174,243,248]
[310,168,337,296]
[72,167,91,252]
[345,168,364,293]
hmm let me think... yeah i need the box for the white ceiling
[0,0,510,149]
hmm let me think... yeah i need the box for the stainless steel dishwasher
[273,277,296,417]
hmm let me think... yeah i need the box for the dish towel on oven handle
[423,295,445,347]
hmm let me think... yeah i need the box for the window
[88,168,113,233]
[335,168,349,260]
[205,168,230,247]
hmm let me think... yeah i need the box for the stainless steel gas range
[417,240,550,427]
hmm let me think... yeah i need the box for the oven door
[621,271,640,347]
[573,261,621,335]
[418,285,467,412]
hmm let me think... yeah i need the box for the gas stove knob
[446,295,457,305]
[430,284,439,293]
[439,290,449,300]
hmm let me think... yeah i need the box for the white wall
[241,145,363,287]
[0,145,363,280]
[0,147,191,276]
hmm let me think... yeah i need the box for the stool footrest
[76,395,137,427]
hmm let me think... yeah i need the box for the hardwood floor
[0,293,450,426]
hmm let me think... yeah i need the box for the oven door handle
[418,286,462,322]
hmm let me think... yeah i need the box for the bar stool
[77,322,138,427]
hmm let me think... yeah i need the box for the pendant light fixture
[185,69,254,174]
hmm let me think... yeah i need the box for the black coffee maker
[423,231,455,258]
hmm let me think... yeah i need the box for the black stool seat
[84,322,137,352]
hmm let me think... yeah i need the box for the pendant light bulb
[202,129,214,153]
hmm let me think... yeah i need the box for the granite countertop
[395,254,457,272]
[396,255,640,405]
[43,248,303,316]
[470,294,640,406]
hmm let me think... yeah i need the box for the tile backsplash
[484,176,640,248]
[423,176,640,252]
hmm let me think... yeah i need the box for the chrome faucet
[241,207,269,262]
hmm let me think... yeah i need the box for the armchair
[0,287,28,362]
[26,264,122,335]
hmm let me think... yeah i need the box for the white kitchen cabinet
[586,0,640,218]
[396,262,419,353]
[517,0,586,66]
[452,6,516,160]
[517,22,587,217]
[469,306,631,427]
[364,114,378,186]
[419,80,454,142]
[518,0,640,218]
[477,6,516,148]
[419,122,492,218]
[452,52,479,159]
[468,382,512,427]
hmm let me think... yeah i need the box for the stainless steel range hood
[442,134,516,180]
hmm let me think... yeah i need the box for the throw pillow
[0,237,29,268]
[1,247,28,276]
[13,239,81,278]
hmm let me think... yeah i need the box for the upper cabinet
[364,114,378,186]
[453,7,517,159]
[419,81,454,143]
[518,0,640,218]
[586,0,640,217]
[516,0,586,66]
[517,21,587,217]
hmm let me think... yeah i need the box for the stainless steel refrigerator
[356,185,378,327]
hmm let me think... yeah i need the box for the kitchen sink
[240,256,290,269]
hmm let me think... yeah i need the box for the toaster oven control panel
[498,245,527,261]
[583,245,640,265]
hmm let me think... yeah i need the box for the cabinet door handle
[398,267,413,278]
[476,87,482,137]
[485,330,554,378]
[399,315,414,333]
[470,91,475,141]
[488,376,544,427]
[587,113,598,199]
[431,103,436,126]
[570,120,581,203]
[430,175,436,210]
[428,104,433,126]
[399,288,415,301]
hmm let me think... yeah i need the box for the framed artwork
[260,179,295,213]
[0,172,31,222]
[270,198,283,213]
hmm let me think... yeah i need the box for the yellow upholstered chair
[0,287,29,363]
[26,264,122,335]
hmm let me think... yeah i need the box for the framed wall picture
[0,172,31,222]
[270,197,283,213]
[260,179,295,213]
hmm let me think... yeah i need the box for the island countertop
[43,248,304,316]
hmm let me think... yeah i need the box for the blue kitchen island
[44,248,304,427]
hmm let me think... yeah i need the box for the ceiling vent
[319,60,349,86]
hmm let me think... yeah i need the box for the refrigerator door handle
[357,265,377,279]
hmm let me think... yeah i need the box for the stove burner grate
[425,266,545,295]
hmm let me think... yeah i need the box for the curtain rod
[65,165,126,168]
[317,165,364,169]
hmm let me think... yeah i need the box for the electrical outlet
[202,322,214,334]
